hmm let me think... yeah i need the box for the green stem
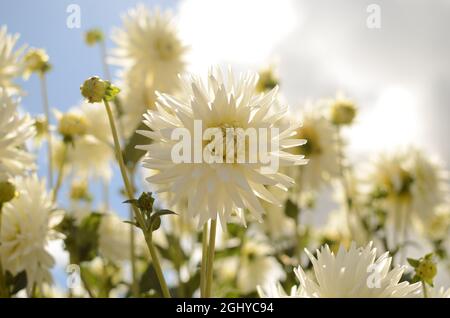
[422,281,428,298]
[335,126,355,240]
[0,209,10,298]
[52,142,67,202]
[129,207,139,297]
[103,98,171,298]
[39,74,54,188]
[99,40,111,81]
[204,219,217,298]
[200,223,209,297]
[294,166,304,261]
[80,267,95,298]
[127,166,139,298]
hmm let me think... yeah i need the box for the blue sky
[0,0,180,218]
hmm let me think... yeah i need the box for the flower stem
[0,209,10,298]
[335,126,355,239]
[39,74,54,188]
[422,281,428,298]
[129,207,139,297]
[204,219,217,298]
[127,166,139,298]
[103,98,171,298]
[80,267,95,298]
[99,40,111,81]
[52,142,67,202]
[200,223,209,297]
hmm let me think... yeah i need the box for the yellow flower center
[58,113,88,138]
[154,37,177,61]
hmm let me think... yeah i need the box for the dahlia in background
[111,5,187,138]
[52,104,114,181]
[288,104,339,195]
[368,148,448,232]
[111,5,186,93]
[0,26,25,93]
[0,175,63,292]
[0,90,35,181]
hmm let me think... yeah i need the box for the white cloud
[177,0,298,72]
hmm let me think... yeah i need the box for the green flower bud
[409,254,437,286]
[80,76,120,103]
[0,180,17,204]
[23,49,51,78]
[85,28,104,46]
[330,99,357,126]
[34,116,48,138]
[137,192,155,212]
[58,113,87,139]
[416,257,437,285]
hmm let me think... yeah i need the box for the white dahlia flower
[98,213,131,263]
[0,90,35,180]
[0,26,25,93]
[257,283,304,298]
[52,104,114,181]
[216,239,285,295]
[415,204,450,241]
[260,185,295,240]
[236,240,285,294]
[118,68,158,138]
[0,175,63,292]
[368,148,448,229]
[111,5,187,93]
[426,286,450,298]
[294,242,421,297]
[288,105,339,192]
[138,68,307,226]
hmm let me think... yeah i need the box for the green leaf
[153,209,177,217]
[407,258,419,268]
[104,84,120,101]
[58,212,103,263]
[5,270,27,295]
[123,220,141,229]
[149,215,161,232]
[123,121,150,167]
[139,264,163,296]
[284,199,299,220]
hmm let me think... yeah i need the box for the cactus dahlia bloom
[288,105,339,192]
[0,175,63,292]
[110,5,187,93]
[0,26,25,93]
[294,242,420,297]
[368,148,448,229]
[259,242,421,298]
[0,90,35,181]
[138,68,307,227]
